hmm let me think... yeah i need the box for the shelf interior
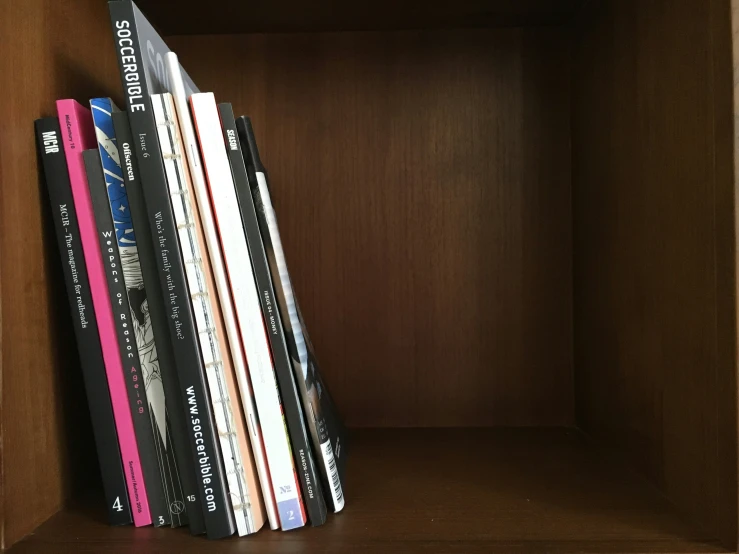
[1,0,736,551]
[8,428,728,553]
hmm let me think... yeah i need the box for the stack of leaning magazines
[33,0,346,539]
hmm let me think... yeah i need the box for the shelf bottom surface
[9,427,728,553]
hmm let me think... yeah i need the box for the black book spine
[112,110,205,534]
[219,105,327,526]
[109,0,235,538]
[83,150,171,527]
[35,118,133,526]
[236,116,347,513]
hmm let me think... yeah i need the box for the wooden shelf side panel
[0,0,120,548]
[572,0,737,548]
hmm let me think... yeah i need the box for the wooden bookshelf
[1,0,737,552]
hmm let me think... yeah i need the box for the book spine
[219,104,328,526]
[84,149,171,527]
[90,97,188,527]
[112,110,206,534]
[164,51,279,532]
[56,99,151,526]
[109,1,235,538]
[35,117,133,526]
[153,92,266,536]
[237,117,347,513]
[191,93,306,531]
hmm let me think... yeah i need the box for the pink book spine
[56,100,151,527]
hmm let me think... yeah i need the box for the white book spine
[191,92,305,531]
[164,52,280,531]
[152,93,256,535]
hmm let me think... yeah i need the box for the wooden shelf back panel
[170,28,574,428]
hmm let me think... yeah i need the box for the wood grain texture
[0,0,120,548]
[714,0,737,547]
[572,0,737,548]
[137,0,580,34]
[7,428,728,554]
[728,0,739,546]
[170,28,574,428]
